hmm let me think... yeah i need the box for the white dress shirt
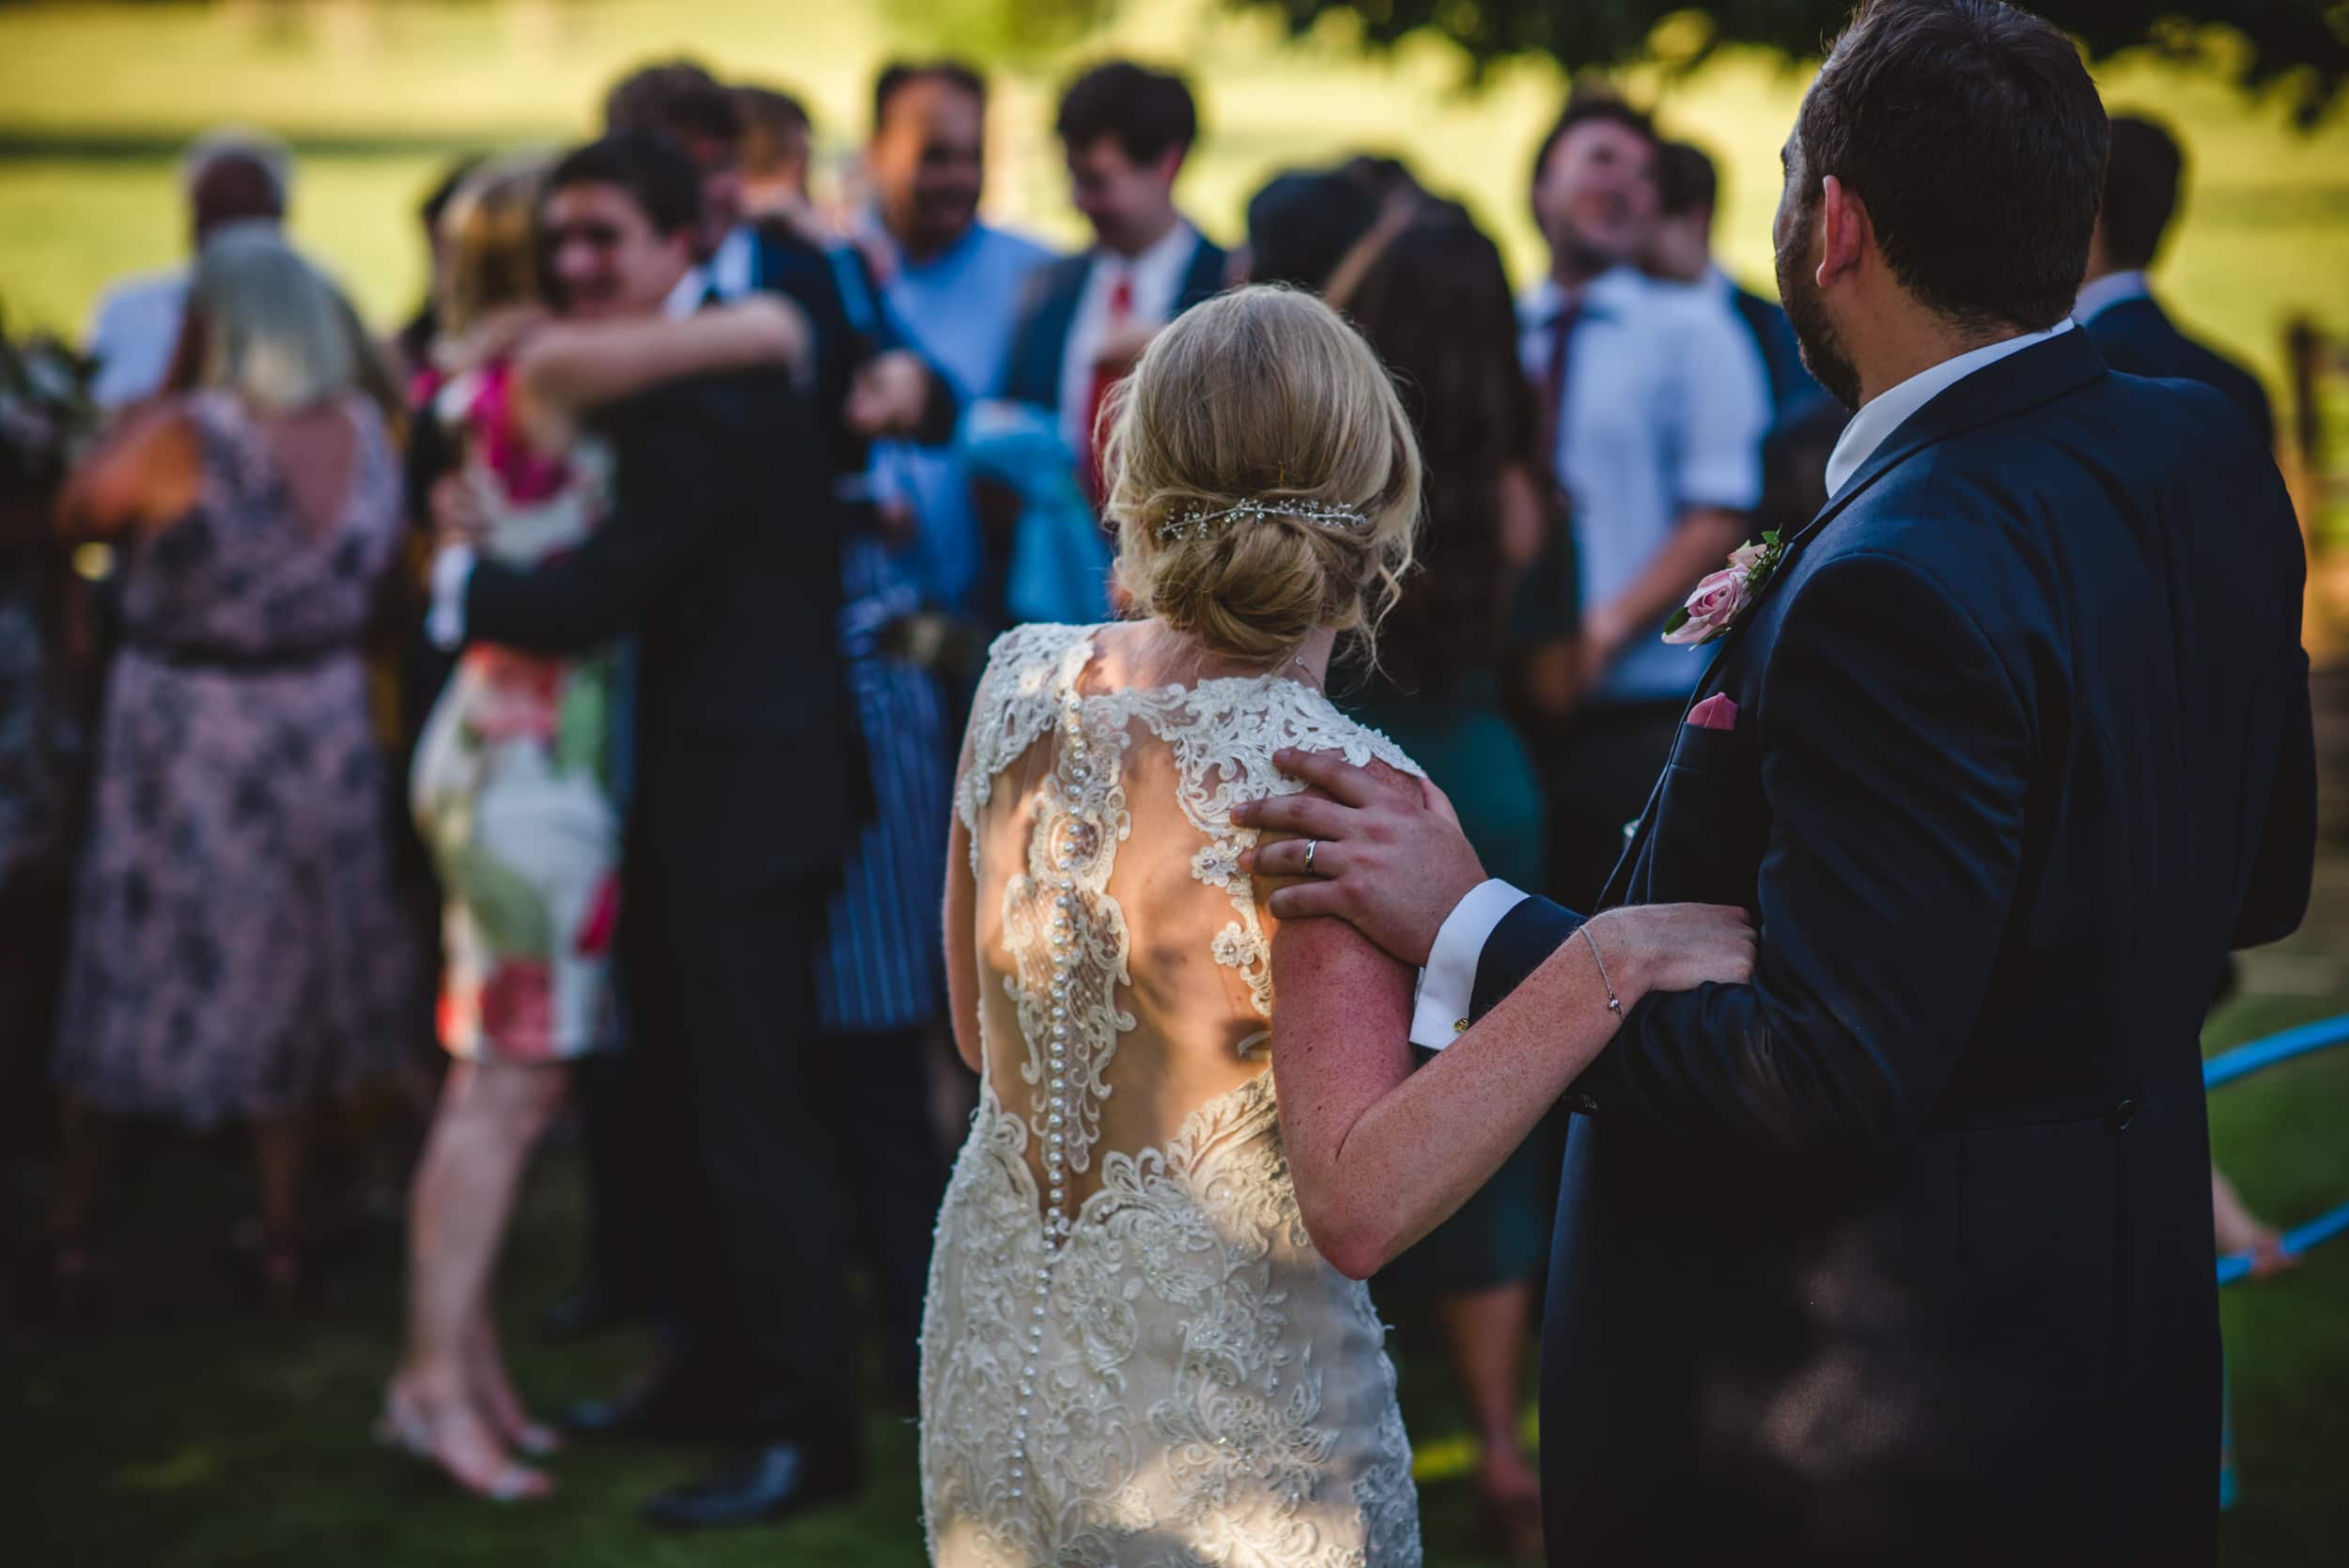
[1056,220,1201,458]
[1410,318,2077,1048]
[1822,320,2072,499]
[85,268,188,408]
[1518,266,1770,704]
[2073,270,2151,326]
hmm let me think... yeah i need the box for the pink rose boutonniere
[1663,532,1787,646]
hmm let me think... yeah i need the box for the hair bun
[1104,287,1422,663]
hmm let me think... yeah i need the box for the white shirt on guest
[86,222,292,408]
[86,269,188,407]
[1518,265,1770,705]
[1410,318,2074,1050]
[1056,220,1202,458]
[2072,270,2151,326]
[1822,319,2071,499]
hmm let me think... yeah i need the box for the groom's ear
[1816,174,1867,291]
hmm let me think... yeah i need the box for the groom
[1241,3,2314,1563]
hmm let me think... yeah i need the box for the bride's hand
[1587,903,1755,1001]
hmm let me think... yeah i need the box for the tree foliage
[1248,1,2349,123]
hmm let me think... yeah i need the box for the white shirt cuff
[1408,878,1531,1049]
[427,543,475,651]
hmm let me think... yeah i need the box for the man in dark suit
[545,61,957,1367]
[1242,4,2314,1563]
[1000,61,1225,505]
[2078,114,2275,447]
[427,133,863,1529]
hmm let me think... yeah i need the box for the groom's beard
[1778,231,1862,411]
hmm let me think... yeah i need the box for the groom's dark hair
[1796,0,2108,333]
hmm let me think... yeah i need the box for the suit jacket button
[2106,1098,2139,1132]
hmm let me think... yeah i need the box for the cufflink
[1454,1018,1470,1035]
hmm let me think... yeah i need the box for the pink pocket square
[1687,693,1739,732]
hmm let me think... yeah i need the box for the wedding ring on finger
[1302,839,1320,875]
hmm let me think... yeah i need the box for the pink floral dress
[410,361,619,1063]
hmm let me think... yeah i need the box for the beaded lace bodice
[921,622,1424,1567]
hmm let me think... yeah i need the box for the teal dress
[1348,665,1553,1295]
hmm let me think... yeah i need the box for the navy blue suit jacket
[1000,233,1228,412]
[2083,293,2274,450]
[1471,331,2313,1565]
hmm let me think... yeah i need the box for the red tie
[1081,272,1135,506]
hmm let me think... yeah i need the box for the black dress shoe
[642,1441,863,1530]
[564,1367,745,1444]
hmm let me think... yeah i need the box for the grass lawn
[8,850,2348,1566]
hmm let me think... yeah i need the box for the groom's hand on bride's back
[1235,750,1486,968]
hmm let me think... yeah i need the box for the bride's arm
[1273,900,1748,1280]
[1270,913,1614,1279]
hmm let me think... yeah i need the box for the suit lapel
[1601,330,2109,908]
[1686,329,2108,702]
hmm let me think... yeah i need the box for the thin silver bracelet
[1578,924,1624,1020]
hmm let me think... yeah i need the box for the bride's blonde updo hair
[1102,285,1422,663]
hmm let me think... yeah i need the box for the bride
[921,285,1753,1565]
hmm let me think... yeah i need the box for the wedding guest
[735,83,816,227]
[1242,167,1379,293]
[428,132,861,1529]
[393,155,483,385]
[49,229,419,1313]
[383,153,809,1502]
[0,329,101,1166]
[1328,205,1568,1560]
[794,54,1059,1402]
[1646,139,1819,419]
[1643,140,1848,540]
[85,130,291,408]
[1520,95,1768,907]
[2078,115,2274,446]
[860,59,1053,613]
[603,59,948,460]
[1003,60,1226,508]
[1339,152,1429,213]
[542,58,951,1344]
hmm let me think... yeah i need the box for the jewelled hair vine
[1154,498,1373,544]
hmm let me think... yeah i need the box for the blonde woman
[919,286,1754,1565]
[385,153,805,1501]
[50,230,420,1314]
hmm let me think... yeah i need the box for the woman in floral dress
[49,232,419,1312]
[382,153,808,1500]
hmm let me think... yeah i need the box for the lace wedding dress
[921,623,1425,1567]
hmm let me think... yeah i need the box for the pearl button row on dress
[1009,694,1091,1506]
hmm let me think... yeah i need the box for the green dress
[1348,665,1553,1295]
